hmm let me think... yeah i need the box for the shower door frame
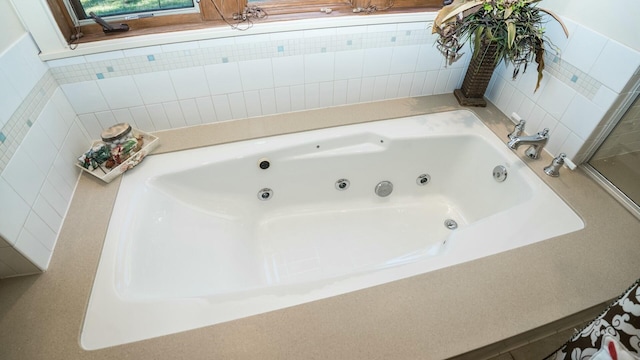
[581,78,640,220]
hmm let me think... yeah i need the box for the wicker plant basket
[454,41,499,107]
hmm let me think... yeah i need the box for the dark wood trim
[53,0,442,45]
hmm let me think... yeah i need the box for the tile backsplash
[1,14,639,277]
[485,16,640,163]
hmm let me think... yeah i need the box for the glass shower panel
[589,95,640,206]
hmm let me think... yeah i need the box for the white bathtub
[81,110,584,350]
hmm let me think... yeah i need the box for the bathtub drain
[257,188,273,201]
[444,219,458,230]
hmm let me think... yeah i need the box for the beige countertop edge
[1,94,639,360]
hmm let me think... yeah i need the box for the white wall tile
[560,132,584,160]
[527,105,547,132]
[305,83,320,109]
[38,101,69,149]
[32,196,62,234]
[134,71,178,104]
[15,229,51,270]
[2,148,46,205]
[589,40,640,93]
[111,108,136,129]
[51,152,80,190]
[543,15,576,54]
[334,50,364,80]
[146,104,171,131]
[169,67,210,99]
[0,71,23,128]
[592,86,618,110]
[0,35,47,99]
[244,91,262,118]
[0,246,39,274]
[333,80,348,106]
[50,89,77,127]
[362,48,392,77]
[0,178,31,244]
[318,82,334,108]
[359,77,375,102]
[274,87,291,113]
[562,25,607,73]
[228,92,248,119]
[78,113,103,139]
[179,99,202,126]
[129,106,155,132]
[546,121,570,157]
[39,180,67,219]
[94,111,117,130]
[398,73,413,98]
[162,101,187,128]
[272,55,305,86]
[346,79,362,104]
[97,76,144,109]
[305,53,335,84]
[259,89,277,116]
[21,122,56,175]
[290,85,306,111]
[385,74,401,99]
[372,76,388,101]
[433,69,450,94]
[416,44,444,72]
[560,94,607,140]
[23,211,56,251]
[61,81,110,114]
[46,170,73,204]
[60,122,91,162]
[496,82,515,112]
[422,71,439,96]
[212,95,232,122]
[390,45,420,74]
[195,97,217,124]
[410,72,427,96]
[239,59,274,91]
[205,62,243,95]
[446,68,464,93]
[535,77,575,119]
[516,97,535,122]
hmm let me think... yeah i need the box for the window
[47,0,442,44]
[65,0,198,22]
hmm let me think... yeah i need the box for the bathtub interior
[119,131,534,301]
[81,110,584,350]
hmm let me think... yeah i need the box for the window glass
[75,0,195,19]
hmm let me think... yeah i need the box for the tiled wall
[50,23,471,139]
[2,14,640,278]
[485,16,640,163]
[0,34,91,276]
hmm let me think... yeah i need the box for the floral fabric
[546,278,640,360]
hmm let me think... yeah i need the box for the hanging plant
[433,0,568,92]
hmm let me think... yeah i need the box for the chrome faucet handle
[508,119,526,140]
[544,153,566,177]
[524,128,550,159]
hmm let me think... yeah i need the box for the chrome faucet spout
[507,128,549,159]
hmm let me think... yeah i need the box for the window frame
[46,0,442,45]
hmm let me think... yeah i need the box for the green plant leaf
[503,7,513,19]
[507,21,516,49]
